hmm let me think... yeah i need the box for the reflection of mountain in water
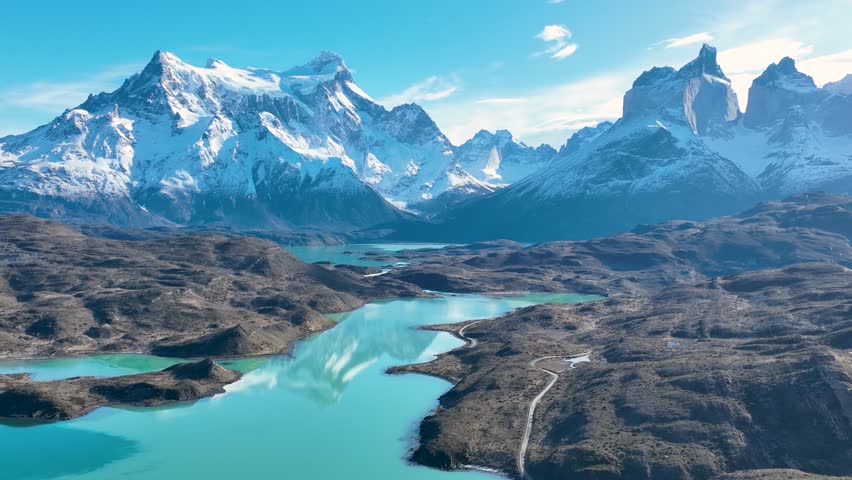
[222,294,589,406]
[228,298,446,405]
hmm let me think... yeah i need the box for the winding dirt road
[517,353,591,479]
[455,322,590,479]
[457,320,482,347]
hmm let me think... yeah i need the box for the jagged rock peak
[678,44,726,79]
[753,56,817,89]
[470,129,516,145]
[623,44,738,135]
[744,56,827,129]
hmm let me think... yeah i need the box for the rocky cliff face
[743,57,825,128]
[624,44,740,136]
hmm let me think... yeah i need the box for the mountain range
[0,50,551,229]
[431,45,852,240]
[0,45,849,240]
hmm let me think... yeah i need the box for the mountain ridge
[0,50,546,229]
[417,44,852,241]
[0,45,850,240]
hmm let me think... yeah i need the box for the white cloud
[657,32,714,49]
[535,24,579,60]
[426,73,628,147]
[547,0,567,3]
[799,49,852,86]
[552,44,579,59]
[536,25,571,42]
[0,63,142,113]
[378,75,460,107]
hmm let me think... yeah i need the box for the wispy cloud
[427,73,628,147]
[476,97,527,105]
[655,32,715,49]
[378,75,460,107]
[546,0,567,4]
[799,49,852,86]
[0,63,142,113]
[0,62,144,135]
[718,38,814,74]
[535,24,579,60]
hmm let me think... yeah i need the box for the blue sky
[1,0,850,146]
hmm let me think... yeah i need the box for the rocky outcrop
[0,359,240,421]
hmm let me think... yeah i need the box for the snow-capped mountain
[528,43,759,209]
[1,46,848,239]
[558,121,612,156]
[454,130,556,185]
[405,129,555,215]
[709,57,852,195]
[428,44,851,242]
[0,51,508,227]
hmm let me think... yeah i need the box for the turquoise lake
[0,244,596,480]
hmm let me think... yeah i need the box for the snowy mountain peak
[632,67,676,88]
[142,50,188,76]
[824,74,852,96]
[309,50,346,70]
[559,121,613,156]
[623,44,738,135]
[777,56,798,73]
[1,49,545,226]
[284,50,351,81]
[493,129,515,143]
[753,56,816,90]
[470,129,518,146]
[205,57,226,68]
[744,57,826,129]
[383,103,448,146]
[679,43,726,79]
[454,128,552,186]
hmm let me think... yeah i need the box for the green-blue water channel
[0,292,597,480]
[286,243,449,267]
[0,354,184,381]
